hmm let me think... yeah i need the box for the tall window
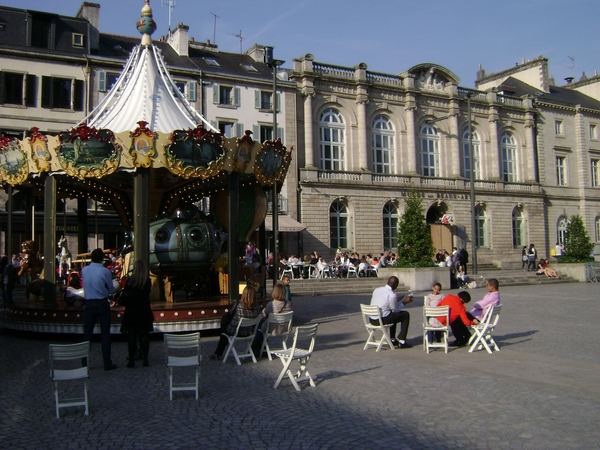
[382,202,399,250]
[557,216,568,246]
[555,120,564,136]
[590,124,597,140]
[500,132,518,182]
[420,124,439,177]
[475,205,488,248]
[512,206,525,248]
[320,108,345,170]
[462,128,481,179]
[372,115,395,173]
[596,217,600,243]
[41,76,84,111]
[0,72,36,107]
[591,158,599,187]
[556,156,567,186]
[329,200,348,249]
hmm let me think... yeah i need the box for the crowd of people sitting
[268,248,400,280]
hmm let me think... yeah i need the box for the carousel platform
[0,285,246,334]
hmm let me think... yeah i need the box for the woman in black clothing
[119,260,154,368]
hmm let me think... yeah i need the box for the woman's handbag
[220,303,237,328]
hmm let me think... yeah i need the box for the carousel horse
[18,239,44,301]
[58,236,72,278]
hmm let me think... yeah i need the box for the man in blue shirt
[82,248,117,370]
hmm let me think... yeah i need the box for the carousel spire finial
[137,0,157,46]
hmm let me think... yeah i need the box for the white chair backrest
[268,311,293,327]
[49,341,90,363]
[290,323,318,353]
[164,332,201,350]
[423,305,449,327]
[360,304,382,326]
[234,315,262,337]
[486,304,502,327]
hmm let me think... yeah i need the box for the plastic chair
[260,311,294,361]
[49,341,90,418]
[222,316,262,365]
[359,304,395,352]
[468,304,502,353]
[272,323,319,391]
[422,305,450,353]
[346,265,358,278]
[164,332,202,400]
[309,264,322,279]
[280,264,294,280]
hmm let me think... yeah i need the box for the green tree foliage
[396,188,436,267]
[561,215,593,263]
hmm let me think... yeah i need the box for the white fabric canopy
[265,215,306,233]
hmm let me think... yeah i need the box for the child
[425,283,444,342]
[281,275,292,305]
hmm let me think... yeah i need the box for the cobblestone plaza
[1,282,598,449]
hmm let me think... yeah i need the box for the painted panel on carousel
[149,204,226,275]
[0,135,29,186]
[164,125,225,179]
[211,184,268,242]
[57,123,121,178]
[129,121,157,168]
[254,138,292,185]
[28,127,51,173]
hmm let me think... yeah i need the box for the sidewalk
[1,282,598,449]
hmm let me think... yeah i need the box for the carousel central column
[43,174,57,307]
[133,168,150,266]
[227,172,240,302]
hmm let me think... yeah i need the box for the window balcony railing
[267,195,288,214]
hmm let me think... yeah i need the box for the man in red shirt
[437,291,479,347]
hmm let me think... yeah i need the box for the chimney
[168,22,189,57]
[77,2,100,50]
[564,77,574,84]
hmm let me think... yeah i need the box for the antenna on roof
[228,29,243,54]
[161,0,177,32]
[568,56,575,74]
[210,12,220,44]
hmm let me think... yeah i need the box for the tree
[561,215,593,263]
[396,188,436,267]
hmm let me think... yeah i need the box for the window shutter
[213,84,219,104]
[277,127,284,139]
[41,76,52,108]
[254,90,260,109]
[234,87,241,107]
[74,79,84,111]
[98,69,106,92]
[0,72,4,104]
[236,123,244,137]
[188,80,197,102]
[252,125,259,139]
[276,93,281,112]
[25,74,36,107]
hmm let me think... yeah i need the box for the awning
[265,214,306,233]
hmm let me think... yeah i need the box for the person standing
[82,248,117,371]
[521,246,528,272]
[527,243,537,272]
[119,260,154,368]
[369,276,413,348]
[554,242,564,260]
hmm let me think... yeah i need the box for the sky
[2,0,600,88]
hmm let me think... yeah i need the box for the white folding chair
[346,265,358,278]
[260,311,294,361]
[309,264,321,279]
[222,316,262,365]
[164,332,202,400]
[422,305,450,353]
[360,304,395,352]
[280,264,294,280]
[49,341,90,418]
[272,323,319,391]
[468,304,502,353]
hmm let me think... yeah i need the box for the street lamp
[467,93,478,275]
[264,46,285,286]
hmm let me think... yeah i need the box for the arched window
[419,124,439,177]
[329,200,349,249]
[382,202,399,250]
[319,108,345,171]
[512,206,525,248]
[557,216,568,245]
[372,115,395,173]
[501,132,518,182]
[475,205,488,248]
[462,128,481,179]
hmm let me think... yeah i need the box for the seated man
[437,291,478,347]
[469,278,501,321]
[369,276,413,349]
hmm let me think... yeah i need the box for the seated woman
[261,283,292,336]
[543,259,560,279]
[210,286,261,360]
[536,259,547,275]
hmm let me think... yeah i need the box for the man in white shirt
[369,276,413,348]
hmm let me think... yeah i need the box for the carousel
[0,1,292,333]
